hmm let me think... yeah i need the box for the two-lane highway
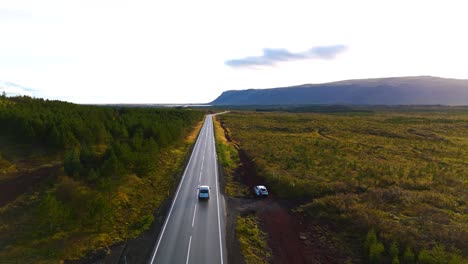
[149,115,227,264]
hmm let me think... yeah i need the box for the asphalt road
[149,115,227,264]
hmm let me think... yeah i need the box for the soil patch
[220,120,233,142]
[233,198,357,264]
[257,201,307,263]
[235,149,265,190]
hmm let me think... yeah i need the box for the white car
[254,185,269,197]
[198,185,210,200]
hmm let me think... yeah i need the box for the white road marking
[186,236,192,264]
[149,115,226,264]
[149,121,202,264]
[211,116,225,264]
[192,204,197,227]
[199,171,202,182]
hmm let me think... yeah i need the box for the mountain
[210,76,468,105]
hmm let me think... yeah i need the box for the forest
[218,109,467,263]
[0,95,204,262]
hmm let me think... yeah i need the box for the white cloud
[0,80,35,96]
[225,46,347,68]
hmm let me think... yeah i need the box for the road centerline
[148,115,226,264]
[192,204,197,227]
[186,236,192,264]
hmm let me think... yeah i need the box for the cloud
[0,9,31,21]
[225,45,347,68]
[0,81,37,97]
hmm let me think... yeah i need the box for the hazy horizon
[4,75,468,105]
[1,0,467,104]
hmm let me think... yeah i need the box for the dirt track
[225,193,354,263]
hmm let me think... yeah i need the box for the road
[149,115,227,264]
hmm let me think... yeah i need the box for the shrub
[369,241,385,263]
[403,247,415,264]
[365,229,385,263]
[418,245,463,264]
[390,241,400,264]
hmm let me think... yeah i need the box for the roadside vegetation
[236,214,271,264]
[0,95,204,263]
[218,109,468,263]
[213,116,248,197]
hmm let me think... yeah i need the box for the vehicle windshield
[200,189,208,193]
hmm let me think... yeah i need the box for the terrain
[0,95,204,263]
[211,76,468,105]
[214,107,467,263]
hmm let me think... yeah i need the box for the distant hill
[210,76,468,105]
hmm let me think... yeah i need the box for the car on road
[254,185,269,197]
[198,185,210,200]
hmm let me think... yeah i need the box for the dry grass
[220,109,468,261]
[213,116,249,197]
[185,120,204,143]
[236,214,271,264]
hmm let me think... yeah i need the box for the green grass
[219,109,468,262]
[236,214,271,264]
[213,116,249,197]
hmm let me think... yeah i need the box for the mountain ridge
[210,76,468,105]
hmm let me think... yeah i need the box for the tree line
[0,96,203,185]
[0,95,205,261]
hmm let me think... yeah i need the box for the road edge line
[148,118,205,264]
[212,116,225,264]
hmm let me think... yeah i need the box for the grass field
[213,116,249,197]
[218,109,467,263]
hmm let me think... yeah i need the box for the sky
[1,0,467,104]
